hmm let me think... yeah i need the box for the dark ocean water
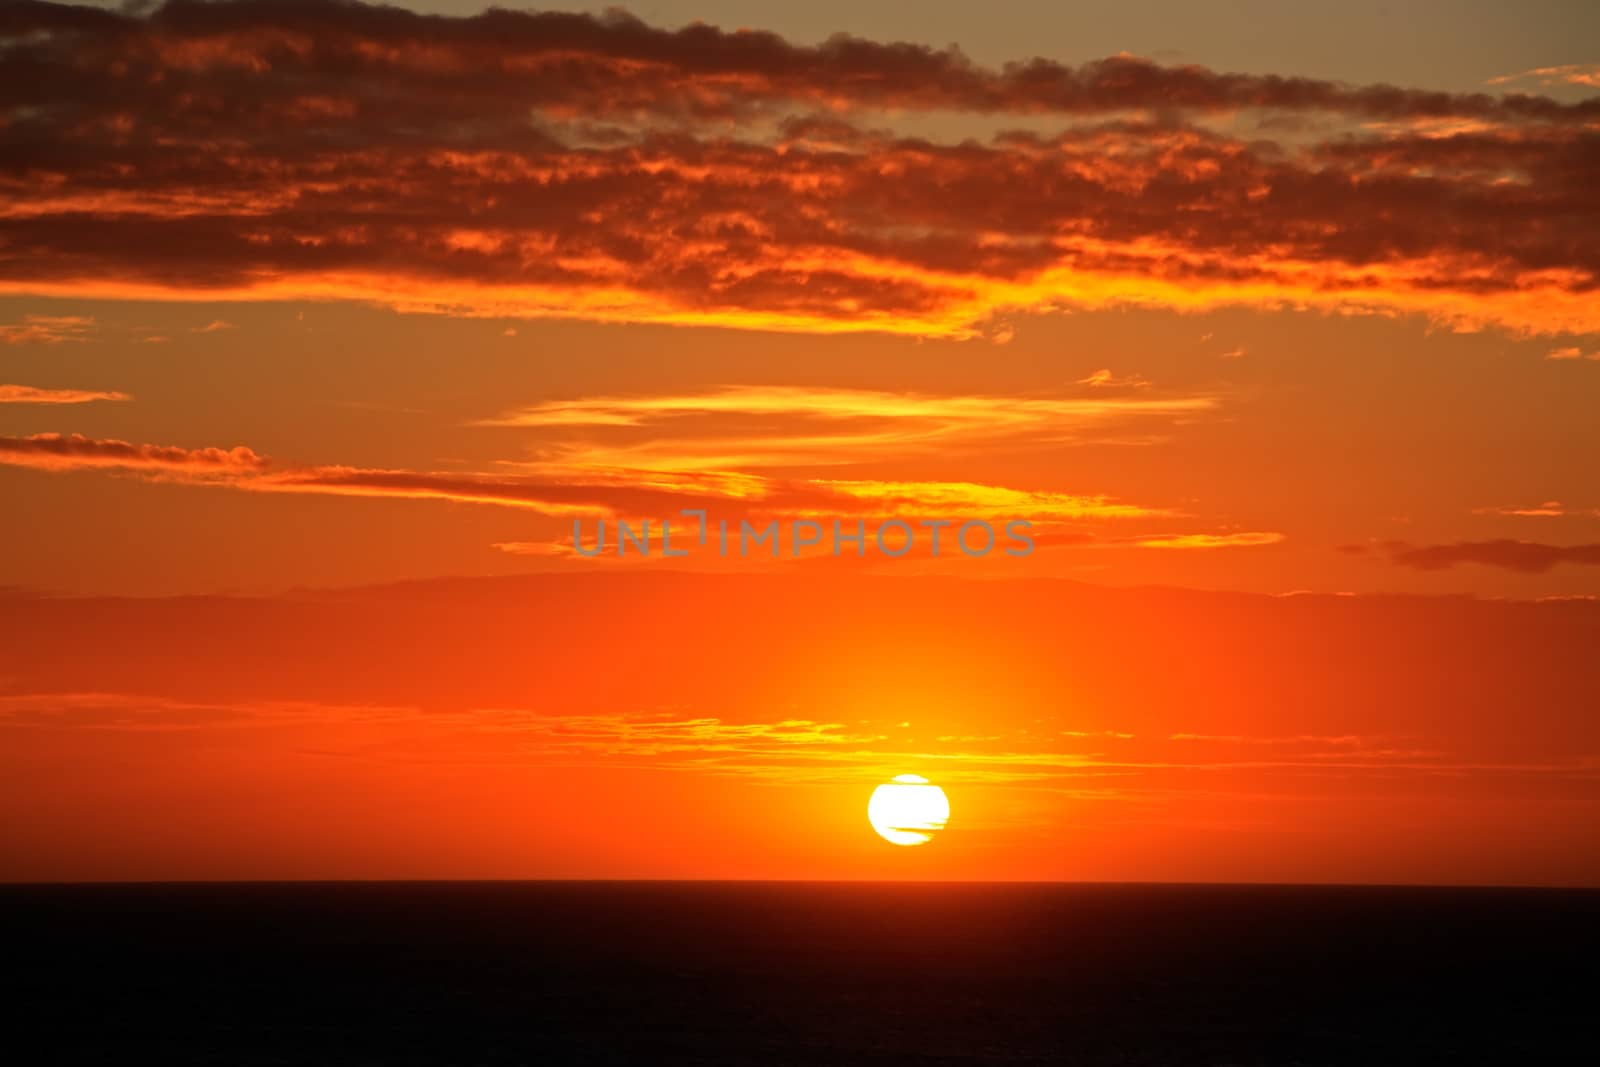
[1,881,1595,1065]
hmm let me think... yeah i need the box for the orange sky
[1,0,1597,884]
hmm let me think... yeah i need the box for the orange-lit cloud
[0,315,94,345]
[484,385,1205,430]
[261,466,1165,525]
[1134,531,1286,549]
[802,480,1155,521]
[2,3,1596,338]
[493,521,1287,564]
[484,384,1216,471]
[1076,369,1149,388]
[0,385,129,405]
[1488,64,1600,89]
[0,430,1171,527]
[1473,501,1600,518]
[1,422,1289,572]
[3,689,1591,792]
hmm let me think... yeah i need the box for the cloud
[483,385,1203,430]
[0,315,93,345]
[499,523,1289,562]
[0,691,423,732]
[493,540,576,558]
[0,369,1269,559]
[1169,733,1373,746]
[11,2,1592,126]
[0,2,1595,337]
[802,479,1156,520]
[0,428,1171,526]
[1473,501,1600,518]
[3,689,1588,791]
[480,384,1214,469]
[1076,368,1149,388]
[262,463,1167,524]
[0,432,267,473]
[1547,346,1600,361]
[1,574,1594,821]
[1380,539,1600,573]
[1488,64,1600,90]
[0,385,130,405]
[257,465,661,516]
[190,319,235,333]
[1133,531,1285,549]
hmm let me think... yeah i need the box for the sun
[867,774,950,846]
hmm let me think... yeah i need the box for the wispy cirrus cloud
[481,384,1216,470]
[4,691,1589,789]
[475,383,1234,532]
[1353,538,1600,573]
[1473,501,1600,518]
[1134,531,1286,550]
[0,385,129,405]
[480,385,1208,431]
[492,522,1292,562]
[2,427,1283,554]
[0,429,1165,522]
[0,315,93,345]
[1,3,1596,337]
[1076,369,1149,388]
[803,480,1157,521]
[1488,64,1600,90]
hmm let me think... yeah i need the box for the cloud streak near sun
[481,384,1215,469]
[4,692,1588,790]
[0,427,1170,525]
[0,375,1265,551]
[2,1,1597,338]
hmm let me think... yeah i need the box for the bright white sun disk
[867,774,950,846]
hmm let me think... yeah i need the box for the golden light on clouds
[5,3,1597,339]
[0,385,130,405]
[486,384,1217,472]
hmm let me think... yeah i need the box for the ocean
[2,881,1594,1064]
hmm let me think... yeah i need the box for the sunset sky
[2,0,1597,886]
